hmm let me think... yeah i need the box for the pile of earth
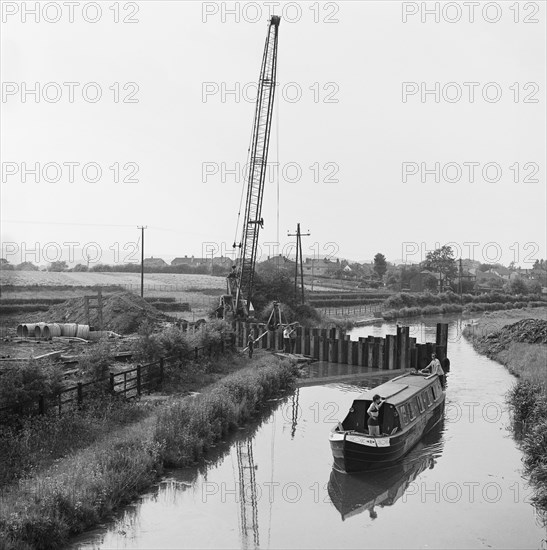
[32,292,170,334]
[481,319,547,354]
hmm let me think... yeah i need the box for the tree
[400,265,420,289]
[422,272,439,292]
[526,279,542,294]
[15,261,38,271]
[422,246,457,292]
[49,261,68,272]
[72,264,88,272]
[252,270,297,313]
[373,253,387,280]
[0,258,14,271]
[505,276,528,295]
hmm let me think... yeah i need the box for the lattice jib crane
[222,16,280,320]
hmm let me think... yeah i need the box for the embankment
[463,309,547,516]
[381,291,546,320]
[0,356,298,550]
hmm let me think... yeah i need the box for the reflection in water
[235,439,260,549]
[328,422,445,521]
[290,388,300,439]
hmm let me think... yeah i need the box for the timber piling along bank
[234,322,449,371]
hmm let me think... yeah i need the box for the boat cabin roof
[354,373,438,406]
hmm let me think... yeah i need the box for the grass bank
[463,308,547,517]
[383,299,546,320]
[0,355,298,549]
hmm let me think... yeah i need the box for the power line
[2,220,137,229]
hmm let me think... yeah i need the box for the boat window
[423,390,432,407]
[431,386,437,401]
[404,404,411,422]
[417,395,425,413]
[399,406,408,426]
[407,402,416,421]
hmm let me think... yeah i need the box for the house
[473,269,504,289]
[408,270,441,292]
[212,256,235,267]
[302,258,335,277]
[171,256,207,267]
[490,266,511,280]
[258,254,296,269]
[143,257,167,269]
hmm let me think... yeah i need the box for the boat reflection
[328,423,444,521]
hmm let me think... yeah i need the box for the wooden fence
[318,303,384,316]
[0,337,234,420]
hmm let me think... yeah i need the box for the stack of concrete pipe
[16,322,93,340]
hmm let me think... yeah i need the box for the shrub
[0,361,63,409]
[422,305,442,315]
[384,294,405,310]
[133,320,165,361]
[293,304,322,326]
[507,381,545,425]
[79,341,112,380]
[398,307,421,317]
[156,359,297,467]
[382,310,398,320]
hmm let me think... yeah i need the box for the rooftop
[354,373,437,405]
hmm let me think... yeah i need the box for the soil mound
[493,319,547,344]
[482,319,547,353]
[37,292,169,334]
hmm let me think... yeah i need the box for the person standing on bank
[367,394,385,436]
[283,325,293,353]
[420,353,446,388]
[247,333,255,359]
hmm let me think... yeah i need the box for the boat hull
[330,398,444,473]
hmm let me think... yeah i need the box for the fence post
[159,357,164,385]
[221,338,225,354]
[110,372,115,395]
[194,347,199,360]
[38,394,45,415]
[77,383,83,407]
[137,365,142,396]
[209,343,212,357]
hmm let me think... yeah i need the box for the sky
[1,0,545,268]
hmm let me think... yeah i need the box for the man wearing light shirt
[420,353,446,388]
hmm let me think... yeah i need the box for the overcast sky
[1,1,545,268]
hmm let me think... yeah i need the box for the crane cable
[275,70,280,274]
[233,123,254,254]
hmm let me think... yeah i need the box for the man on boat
[420,353,446,388]
[367,394,386,436]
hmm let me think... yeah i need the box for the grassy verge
[0,355,298,549]
[463,308,547,517]
[383,300,546,320]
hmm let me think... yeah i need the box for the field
[1,271,226,320]
[1,270,225,290]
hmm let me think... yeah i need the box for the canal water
[70,316,546,549]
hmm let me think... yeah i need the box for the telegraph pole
[459,258,463,304]
[138,226,147,297]
[288,224,311,305]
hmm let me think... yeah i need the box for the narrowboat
[329,372,445,473]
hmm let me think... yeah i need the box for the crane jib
[231,16,280,319]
